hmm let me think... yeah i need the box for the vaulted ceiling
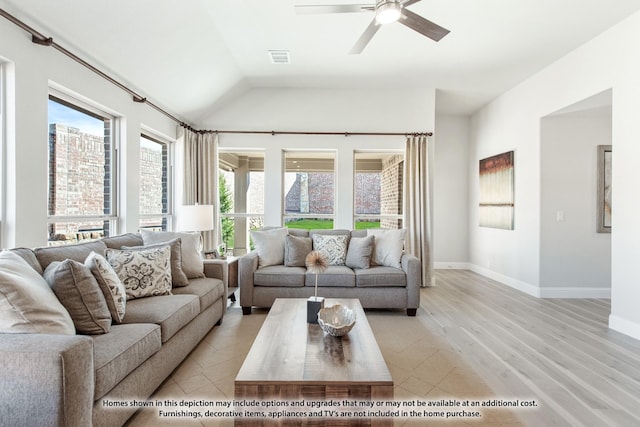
[2,0,640,123]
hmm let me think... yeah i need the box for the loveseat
[239,228,421,316]
[0,231,227,427]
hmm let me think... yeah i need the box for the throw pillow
[122,238,189,287]
[345,235,374,270]
[284,234,312,267]
[312,234,348,266]
[367,228,406,269]
[0,250,75,335]
[140,230,204,279]
[44,259,112,335]
[250,227,288,267]
[104,245,172,300]
[85,251,127,323]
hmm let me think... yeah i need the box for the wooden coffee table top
[235,298,393,386]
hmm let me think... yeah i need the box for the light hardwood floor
[427,269,640,427]
[126,270,640,427]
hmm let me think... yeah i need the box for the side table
[203,257,238,303]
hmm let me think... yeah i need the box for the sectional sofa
[0,232,227,427]
[239,228,421,316]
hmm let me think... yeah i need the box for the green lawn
[284,219,380,230]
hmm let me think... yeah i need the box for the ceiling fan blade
[295,4,372,14]
[349,18,381,54]
[398,8,450,42]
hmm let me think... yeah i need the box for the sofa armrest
[0,333,94,426]
[238,251,259,311]
[203,259,227,284]
[401,253,422,310]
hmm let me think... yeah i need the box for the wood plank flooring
[426,269,640,427]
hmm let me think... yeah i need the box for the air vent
[268,50,291,64]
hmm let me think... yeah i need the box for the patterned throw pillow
[312,234,348,266]
[104,245,172,300]
[85,251,127,323]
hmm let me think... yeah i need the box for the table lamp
[179,203,214,251]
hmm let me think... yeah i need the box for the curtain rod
[0,8,186,126]
[182,127,433,137]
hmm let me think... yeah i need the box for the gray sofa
[239,229,421,316]
[0,233,227,427]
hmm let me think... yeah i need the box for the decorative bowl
[317,304,356,337]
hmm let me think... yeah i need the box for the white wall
[433,114,469,267]
[0,16,178,248]
[540,109,612,297]
[199,87,436,230]
[469,11,640,339]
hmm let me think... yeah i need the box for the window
[354,152,404,229]
[139,134,171,231]
[284,151,335,230]
[47,94,117,245]
[219,151,264,255]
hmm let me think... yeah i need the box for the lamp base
[307,296,325,324]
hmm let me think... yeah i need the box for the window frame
[139,132,173,232]
[47,89,119,243]
[353,151,404,230]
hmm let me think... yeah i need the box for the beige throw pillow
[345,235,374,270]
[44,259,112,335]
[284,235,312,267]
[250,228,288,267]
[85,251,127,323]
[0,250,75,335]
[104,245,172,300]
[367,228,406,269]
[140,230,204,279]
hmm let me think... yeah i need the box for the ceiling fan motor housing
[376,0,402,24]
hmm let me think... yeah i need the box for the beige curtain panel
[179,128,221,252]
[404,135,433,287]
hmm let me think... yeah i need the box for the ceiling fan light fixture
[375,0,402,25]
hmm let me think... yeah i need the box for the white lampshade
[179,204,214,231]
[375,0,401,24]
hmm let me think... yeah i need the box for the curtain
[404,135,433,287]
[179,127,221,252]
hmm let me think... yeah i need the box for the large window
[47,94,117,245]
[219,151,264,255]
[139,134,171,231]
[354,152,404,229]
[284,151,335,229]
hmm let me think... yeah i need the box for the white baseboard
[609,314,640,341]
[436,263,612,299]
[468,264,541,297]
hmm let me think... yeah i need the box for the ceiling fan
[295,0,450,54]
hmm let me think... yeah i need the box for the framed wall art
[479,151,515,230]
[597,145,612,233]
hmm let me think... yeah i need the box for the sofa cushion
[254,265,306,287]
[85,252,127,323]
[101,233,143,249]
[172,277,224,311]
[367,228,406,269]
[92,323,161,400]
[7,248,42,274]
[121,294,200,342]
[34,240,108,271]
[305,266,355,287]
[355,266,407,287]
[104,245,173,300]
[0,250,75,335]
[312,234,348,266]
[44,259,112,335]
[284,235,312,267]
[250,227,288,267]
[140,230,204,279]
[345,235,374,270]
[122,238,190,287]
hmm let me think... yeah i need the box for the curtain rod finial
[31,35,53,46]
